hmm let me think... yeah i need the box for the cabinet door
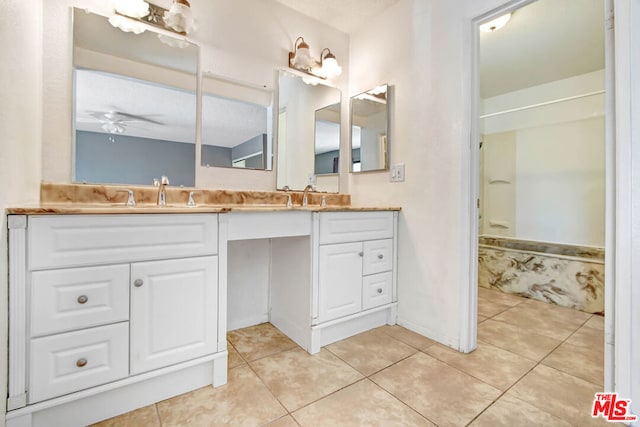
[130,256,218,375]
[318,242,363,323]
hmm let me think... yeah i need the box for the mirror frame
[350,84,390,173]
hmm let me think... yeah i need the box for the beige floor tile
[292,379,434,426]
[566,324,604,349]
[478,298,513,318]
[89,404,160,427]
[377,324,436,350]
[263,415,300,427]
[583,314,605,330]
[371,352,501,426]
[509,365,608,426]
[157,365,286,426]
[492,301,589,341]
[542,342,604,386]
[326,329,417,375]
[228,323,298,362]
[250,348,363,412]
[478,319,561,361]
[470,394,572,426]
[423,341,536,391]
[478,287,526,307]
[227,341,246,368]
[478,315,489,323]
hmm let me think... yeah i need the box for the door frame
[462,0,619,395]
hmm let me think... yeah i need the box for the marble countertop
[6,204,401,215]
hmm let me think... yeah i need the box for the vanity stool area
[6,207,399,427]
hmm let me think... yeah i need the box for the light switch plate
[390,163,405,182]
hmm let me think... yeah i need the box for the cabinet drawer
[29,322,129,404]
[319,211,394,244]
[31,264,130,337]
[28,214,218,270]
[362,272,393,310]
[363,239,393,276]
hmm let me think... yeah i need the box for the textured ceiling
[480,0,604,98]
[273,0,400,33]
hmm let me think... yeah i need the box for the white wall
[349,0,475,348]
[40,0,349,191]
[480,71,605,246]
[515,118,604,245]
[0,1,43,425]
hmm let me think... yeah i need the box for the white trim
[8,217,28,410]
[603,0,616,393]
[613,0,633,403]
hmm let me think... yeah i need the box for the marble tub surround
[479,236,604,314]
[479,235,604,260]
[39,182,351,208]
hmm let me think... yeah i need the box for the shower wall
[480,70,605,247]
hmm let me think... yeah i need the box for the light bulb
[479,13,511,33]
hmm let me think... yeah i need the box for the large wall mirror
[73,9,198,187]
[350,84,389,172]
[201,74,273,170]
[277,70,341,192]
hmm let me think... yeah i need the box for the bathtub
[478,236,604,314]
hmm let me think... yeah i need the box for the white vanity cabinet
[7,214,225,427]
[295,210,398,353]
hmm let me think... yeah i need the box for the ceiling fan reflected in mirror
[87,110,164,134]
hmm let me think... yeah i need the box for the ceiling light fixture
[479,13,512,33]
[288,36,342,81]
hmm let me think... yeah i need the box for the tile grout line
[467,295,603,425]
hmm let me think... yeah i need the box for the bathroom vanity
[5,191,399,427]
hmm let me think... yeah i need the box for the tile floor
[92,288,608,426]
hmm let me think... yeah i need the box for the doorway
[468,0,611,392]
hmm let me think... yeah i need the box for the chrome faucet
[154,176,170,206]
[302,184,315,207]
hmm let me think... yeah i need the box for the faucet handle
[160,175,170,185]
[116,189,136,207]
[187,191,197,207]
[152,178,160,187]
[285,194,292,208]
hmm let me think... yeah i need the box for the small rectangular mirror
[350,84,389,173]
[201,74,274,170]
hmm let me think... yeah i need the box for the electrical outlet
[390,163,405,182]
[308,174,317,185]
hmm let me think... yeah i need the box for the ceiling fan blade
[110,111,164,125]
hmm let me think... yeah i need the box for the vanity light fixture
[289,37,313,69]
[288,36,342,80]
[110,0,197,37]
[318,48,342,79]
[479,13,512,32]
[113,0,150,19]
[163,0,197,35]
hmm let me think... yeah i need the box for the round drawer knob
[378,254,384,259]
[377,288,383,294]
[358,252,364,257]
[76,358,88,368]
[134,279,144,287]
[77,295,88,304]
